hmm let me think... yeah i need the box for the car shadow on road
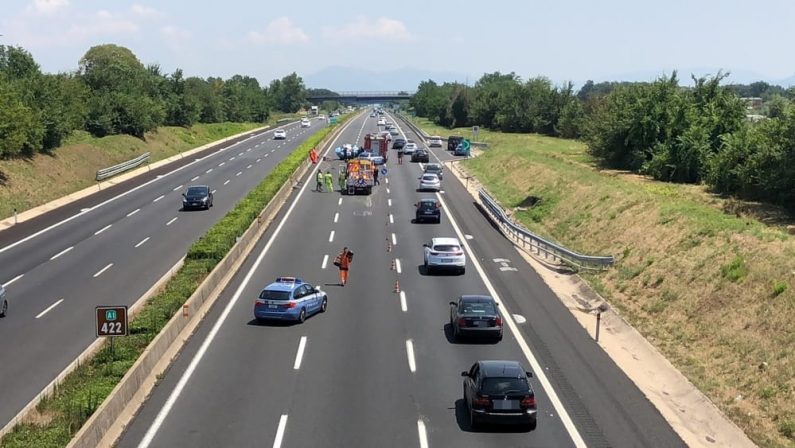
[443,323,500,345]
[411,218,440,225]
[453,399,533,434]
[417,265,463,277]
[246,318,300,327]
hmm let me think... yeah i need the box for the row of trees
[0,44,310,157]
[410,72,795,208]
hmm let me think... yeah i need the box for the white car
[403,142,418,154]
[0,283,7,317]
[377,118,386,126]
[424,237,466,274]
[389,128,399,136]
[317,115,326,120]
[428,136,443,147]
[274,129,287,139]
[301,118,311,127]
[418,173,441,191]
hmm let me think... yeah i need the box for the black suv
[414,198,441,223]
[462,360,537,430]
[182,185,214,210]
[448,135,463,152]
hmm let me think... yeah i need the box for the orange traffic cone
[387,241,392,252]
[393,281,401,293]
[391,259,396,270]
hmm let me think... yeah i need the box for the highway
[117,112,685,447]
[0,119,327,429]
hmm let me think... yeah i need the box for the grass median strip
[411,116,795,448]
[0,115,351,448]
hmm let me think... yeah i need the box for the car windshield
[433,244,460,252]
[481,377,529,395]
[186,187,207,195]
[258,290,291,301]
[425,165,441,172]
[461,300,496,314]
[418,201,437,210]
[422,175,438,182]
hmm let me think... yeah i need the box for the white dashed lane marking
[50,246,73,260]
[191,176,200,182]
[127,208,140,217]
[166,217,178,226]
[93,263,113,278]
[135,237,150,248]
[153,195,165,203]
[35,298,64,319]
[94,224,112,235]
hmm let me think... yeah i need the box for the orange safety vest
[309,148,318,164]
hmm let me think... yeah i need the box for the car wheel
[320,297,328,313]
[0,299,7,317]
[298,308,306,323]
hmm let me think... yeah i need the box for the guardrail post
[14,208,17,225]
[595,311,602,342]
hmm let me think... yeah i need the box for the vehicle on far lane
[254,277,327,323]
[423,163,443,180]
[418,173,441,192]
[428,136,443,147]
[462,360,537,430]
[449,295,503,341]
[414,198,441,223]
[377,118,386,126]
[0,283,8,317]
[301,118,311,127]
[423,237,465,274]
[403,142,418,155]
[392,137,406,149]
[182,185,214,210]
[448,135,463,152]
[274,128,287,139]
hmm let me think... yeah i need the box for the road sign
[95,305,129,337]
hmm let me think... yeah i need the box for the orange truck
[345,159,374,195]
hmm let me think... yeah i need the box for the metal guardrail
[479,189,615,271]
[95,153,150,181]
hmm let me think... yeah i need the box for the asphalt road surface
[0,119,327,428]
[116,112,685,448]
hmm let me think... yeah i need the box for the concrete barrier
[65,116,355,448]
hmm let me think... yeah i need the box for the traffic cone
[391,259,396,270]
[393,281,401,293]
[387,241,392,252]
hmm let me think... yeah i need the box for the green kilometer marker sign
[95,305,129,337]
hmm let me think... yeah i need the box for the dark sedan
[449,295,502,341]
[423,163,443,180]
[392,138,406,149]
[415,198,441,223]
[462,360,537,430]
[411,149,430,163]
[182,185,213,210]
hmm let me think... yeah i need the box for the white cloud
[131,3,163,19]
[324,16,412,42]
[30,0,69,15]
[247,17,309,45]
[161,25,191,40]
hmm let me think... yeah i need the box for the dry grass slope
[414,118,795,448]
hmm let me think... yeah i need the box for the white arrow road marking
[493,258,511,263]
[513,314,527,324]
[465,234,474,240]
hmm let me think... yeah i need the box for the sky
[2,0,795,89]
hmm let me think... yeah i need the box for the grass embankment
[0,114,351,448]
[412,117,795,447]
[0,113,303,221]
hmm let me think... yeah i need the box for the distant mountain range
[304,65,795,92]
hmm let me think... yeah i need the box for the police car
[254,277,327,323]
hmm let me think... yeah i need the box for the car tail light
[255,299,266,306]
[457,318,467,327]
[453,252,463,256]
[436,202,441,208]
[285,301,297,309]
[473,395,491,407]
[521,396,536,408]
[495,316,503,327]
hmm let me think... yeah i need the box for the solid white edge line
[434,190,587,447]
[153,195,165,203]
[395,258,402,274]
[328,230,335,242]
[4,274,24,286]
[391,233,397,246]
[94,224,112,235]
[50,246,73,260]
[272,415,288,448]
[135,113,358,448]
[293,336,307,370]
[321,254,329,269]
[127,208,140,217]
[93,263,113,278]
[417,420,429,448]
[333,212,339,223]
[35,298,64,319]
[135,237,150,248]
[406,339,416,373]
[0,128,273,256]
[166,217,178,226]
[400,291,407,312]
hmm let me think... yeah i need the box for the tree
[270,73,306,113]
[0,80,42,157]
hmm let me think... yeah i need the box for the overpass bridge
[307,91,414,104]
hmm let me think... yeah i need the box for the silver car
[0,283,7,317]
[424,237,466,274]
[419,173,441,191]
